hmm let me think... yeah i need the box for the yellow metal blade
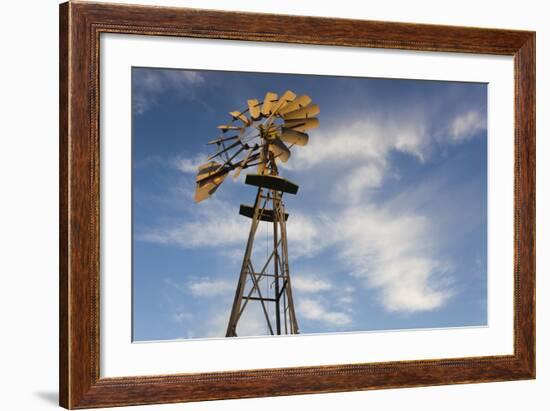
[247,99,261,120]
[282,104,320,120]
[194,168,229,202]
[229,111,251,126]
[196,161,221,182]
[261,92,278,117]
[277,95,311,115]
[271,90,296,114]
[283,117,319,132]
[217,125,241,131]
[280,129,309,146]
[268,138,291,163]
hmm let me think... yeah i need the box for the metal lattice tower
[226,150,299,336]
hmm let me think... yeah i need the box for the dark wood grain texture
[59,2,69,407]
[59,1,536,408]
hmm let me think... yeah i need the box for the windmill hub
[194,90,320,337]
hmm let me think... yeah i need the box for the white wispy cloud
[287,110,477,313]
[336,286,355,309]
[140,193,324,261]
[330,205,453,312]
[289,108,485,174]
[292,275,332,293]
[139,197,250,248]
[297,298,352,326]
[173,153,208,173]
[288,116,427,172]
[252,200,452,314]
[285,212,326,258]
[188,278,234,297]
[133,69,205,115]
[282,116,427,204]
[449,110,486,142]
[340,163,386,202]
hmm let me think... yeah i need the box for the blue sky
[132,67,487,341]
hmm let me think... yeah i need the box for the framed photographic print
[59,1,535,409]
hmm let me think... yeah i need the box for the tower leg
[273,190,299,334]
[272,189,281,335]
[225,188,262,337]
[278,203,299,334]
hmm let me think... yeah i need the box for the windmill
[194,90,319,337]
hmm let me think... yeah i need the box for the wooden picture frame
[59,1,535,408]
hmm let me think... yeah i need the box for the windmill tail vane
[194,90,319,337]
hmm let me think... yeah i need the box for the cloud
[449,110,486,142]
[331,205,453,312]
[282,111,476,313]
[297,298,352,326]
[188,278,234,297]
[282,115,429,203]
[288,107,485,175]
[292,275,332,293]
[173,153,208,173]
[289,116,427,173]
[340,163,385,202]
[285,212,326,258]
[164,276,234,300]
[336,286,355,308]
[140,193,324,261]
[258,200,452,314]
[139,197,250,249]
[133,68,205,115]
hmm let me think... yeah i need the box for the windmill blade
[261,92,278,117]
[229,111,251,126]
[207,140,241,160]
[247,99,261,120]
[271,90,296,114]
[283,117,319,132]
[207,135,239,145]
[282,104,320,120]
[277,95,312,116]
[196,161,225,183]
[221,143,247,169]
[196,161,220,182]
[217,125,241,132]
[280,129,309,146]
[233,147,255,179]
[194,169,230,202]
[268,138,291,163]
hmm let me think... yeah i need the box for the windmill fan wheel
[194,90,320,203]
